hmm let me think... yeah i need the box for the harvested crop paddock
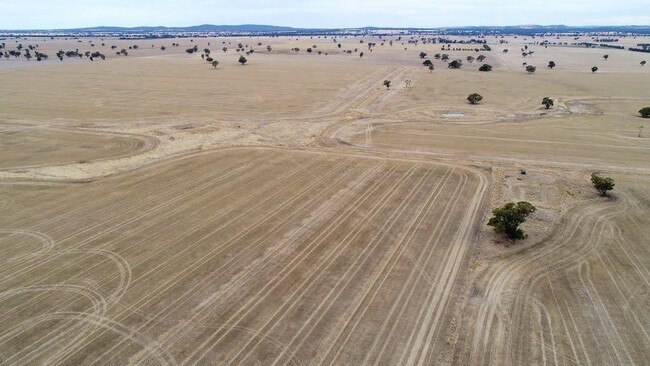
[0,125,156,170]
[0,148,487,365]
[455,174,650,365]
[344,117,650,170]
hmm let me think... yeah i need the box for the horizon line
[3,23,650,32]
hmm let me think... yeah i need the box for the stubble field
[0,33,648,365]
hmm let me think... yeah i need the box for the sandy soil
[0,34,648,365]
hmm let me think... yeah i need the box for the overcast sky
[1,0,649,30]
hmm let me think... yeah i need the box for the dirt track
[0,34,649,365]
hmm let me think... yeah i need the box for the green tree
[448,59,462,69]
[487,201,536,241]
[467,93,483,104]
[638,107,650,118]
[542,97,554,109]
[591,173,615,196]
[238,55,248,65]
[478,64,493,72]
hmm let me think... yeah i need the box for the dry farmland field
[0,32,649,365]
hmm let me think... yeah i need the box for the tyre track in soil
[0,153,298,323]
[180,164,407,365]
[98,159,372,365]
[291,167,455,366]
[3,146,491,365]
[3,155,330,366]
[46,156,353,364]
[0,153,255,262]
[309,168,461,365]
[508,192,648,366]
[115,162,382,366]
[463,192,639,365]
[251,166,443,366]
[0,158,259,290]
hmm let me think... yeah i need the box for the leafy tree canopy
[487,201,536,241]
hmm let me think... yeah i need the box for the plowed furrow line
[48,158,349,365]
[226,165,418,366]
[181,165,403,365]
[99,160,369,365]
[1,154,253,248]
[0,155,310,322]
[0,156,270,282]
[5,156,329,365]
[312,167,455,366]
[265,167,442,366]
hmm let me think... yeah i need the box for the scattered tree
[591,66,598,73]
[526,65,536,73]
[639,107,650,118]
[542,97,554,109]
[383,80,391,90]
[591,173,615,196]
[212,60,219,69]
[423,59,432,67]
[487,201,536,241]
[267,45,272,52]
[479,64,493,72]
[548,60,556,69]
[448,59,462,69]
[467,93,483,104]
[238,55,248,65]
[603,54,609,60]
[641,61,646,66]
[428,65,434,73]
